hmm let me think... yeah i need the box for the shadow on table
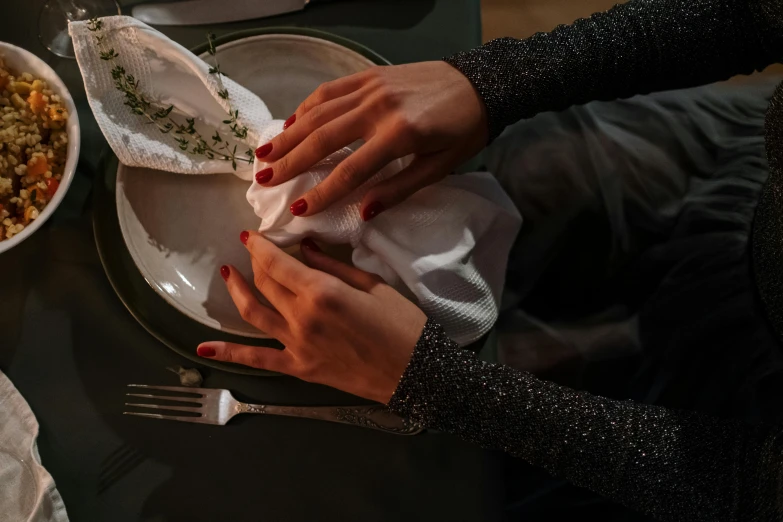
[303,0,437,29]
[123,0,437,30]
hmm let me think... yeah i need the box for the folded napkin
[0,370,69,522]
[71,17,522,346]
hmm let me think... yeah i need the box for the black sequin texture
[444,0,783,141]
[387,0,783,519]
[389,321,783,521]
[755,81,783,344]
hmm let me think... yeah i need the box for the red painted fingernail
[255,168,273,184]
[301,237,321,252]
[197,345,216,358]
[290,199,307,216]
[220,265,230,280]
[362,201,385,221]
[240,230,249,245]
[283,114,296,130]
[255,143,273,159]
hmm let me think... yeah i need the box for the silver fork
[124,385,423,436]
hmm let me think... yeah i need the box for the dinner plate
[94,28,389,375]
[115,29,388,338]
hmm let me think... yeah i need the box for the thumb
[359,151,454,221]
[299,238,384,292]
[197,341,293,374]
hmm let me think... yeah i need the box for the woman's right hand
[255,61,488,220]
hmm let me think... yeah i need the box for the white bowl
[0,42,80,254]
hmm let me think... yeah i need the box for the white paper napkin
[0,370,69,522]
[70,17,522,346]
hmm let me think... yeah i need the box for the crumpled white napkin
[0,370,69,522]
[70,16,522,346]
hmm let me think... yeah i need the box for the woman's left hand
[197,232,427,404]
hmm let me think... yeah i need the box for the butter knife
[132,0,310,26]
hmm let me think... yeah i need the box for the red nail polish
[255,168,273,184]
[283,114,296,130]
[197,346,216,357]
[362,201,385,221]
[301,238,321,252]
[255,143,273,159]
[240,230,249,245]
[220,265,230,280]
[290,199,308,216]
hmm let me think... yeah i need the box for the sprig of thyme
[87,18,254,170]
[206,32,250,144]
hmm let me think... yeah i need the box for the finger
[243,231,314,293]
[297,72,368,117]
[300,238,384,292]
[196,341,293,374]
[261,94,362,165]
[294,136,402,217]
[264,111,365,189]
[359,152,454,220]
[251,256,295,313]
[221,264,287,337]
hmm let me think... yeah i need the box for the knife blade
[132,0,310,26]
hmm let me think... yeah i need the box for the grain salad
[0,56,68,241]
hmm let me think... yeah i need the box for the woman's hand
[198,232,427,403]
[254,61,488,220]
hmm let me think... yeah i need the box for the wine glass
[38,0,122,59]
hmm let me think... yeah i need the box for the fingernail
[283,114,296,130]
[255,143,273,159]
[240,230,249,245]
[301,237,321,252]
[290,199,307,216]
[362,201,385,221]
[255,168,273,184]
[220,265,230,281]
[197,345,216,358]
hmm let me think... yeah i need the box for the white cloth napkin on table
[0,370,69,522]
[70,16,522,346]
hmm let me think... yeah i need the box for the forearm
[446,0,783,139]
[389,320,783,521]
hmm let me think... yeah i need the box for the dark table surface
[0,1,507,521]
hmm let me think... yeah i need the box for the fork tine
[123,412,216,425]
[127,384,205,395]
[125,402,202,413]
[126,393,202,403]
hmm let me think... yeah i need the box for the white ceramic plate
[116,32,384,337]
[0,42,80,254]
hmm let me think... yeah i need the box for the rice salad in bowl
[0,42,79,253]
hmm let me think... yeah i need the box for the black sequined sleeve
[388,320,783,521]
[445,0,783,140]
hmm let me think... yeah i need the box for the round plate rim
[94,27,390,376]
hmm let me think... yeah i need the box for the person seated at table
[197,0,783,519]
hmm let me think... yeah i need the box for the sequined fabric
[388,321,783,521]
[445,0,783,141]
[754,81,783,342]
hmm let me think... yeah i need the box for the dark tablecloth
[0,2,506,521]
